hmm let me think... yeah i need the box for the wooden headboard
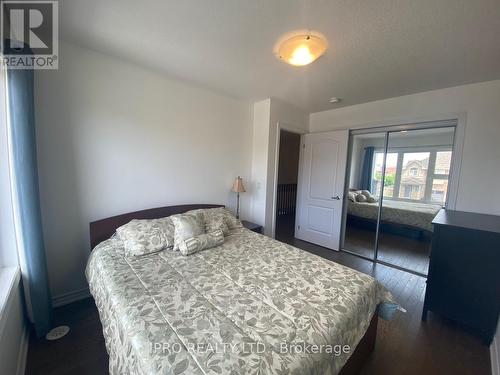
[89,204,224,250]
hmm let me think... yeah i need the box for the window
[371,147,452,204]
[0,63,19,272]
[431,151,452,203]
[431,179,449,203]
[399,152,429,200]
[402,185,420,199]
[1,62,21,295]
[371,152,397,198]
[435,151,452,175]
[371,152,384,196]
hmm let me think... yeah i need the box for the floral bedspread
[348,199,442,231]
[86,228,394,375]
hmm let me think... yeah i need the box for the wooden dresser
[422,209,500,345]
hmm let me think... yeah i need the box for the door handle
[331,195,341,200]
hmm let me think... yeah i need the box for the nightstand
[241,220,263,234]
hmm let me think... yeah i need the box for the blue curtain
[360,147,375,191]
[6,64,53,337]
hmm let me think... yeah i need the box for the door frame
[270,122,307,238]
[340,113,466,274]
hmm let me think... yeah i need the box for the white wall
[35,41,253,302]
[311,79,500,216]
[0,272,27,375]
[249,99,271,226]
[250,98,308,234]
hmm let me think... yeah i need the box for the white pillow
[360,190,372,198]
[360,190,379,203]
[116,217,174,257]
[189,207,242,233]
[171,212,206,250]
[356,194,367,202]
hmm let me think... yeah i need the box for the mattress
[86,228,395,375]
[348,199,442,232]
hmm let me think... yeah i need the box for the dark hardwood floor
[26,298,108,375]
[278,212,431,275]
[344,225,431,275]
[26,218,491,375]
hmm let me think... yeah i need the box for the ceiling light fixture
[329,97,341,103]
[275,32,328,66]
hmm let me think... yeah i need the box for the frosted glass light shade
[277,34,327,66]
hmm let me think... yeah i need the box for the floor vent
[46,325,70,341]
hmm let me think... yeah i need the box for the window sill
[0,266,21,336]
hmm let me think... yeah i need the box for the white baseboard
[16,325,28,375]
[52,287,90,308]
[492,330,500,375]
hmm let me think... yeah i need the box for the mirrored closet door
[342,132,386,261]
[342,122,457,276]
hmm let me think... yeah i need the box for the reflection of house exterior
[372,152,451,202]
[431,154,451,202]
[400,159,428,199]
[400,155,450,201]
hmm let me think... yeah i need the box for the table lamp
[231,176,246,219]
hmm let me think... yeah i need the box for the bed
[86,204,396,375]
[347,199,442,233]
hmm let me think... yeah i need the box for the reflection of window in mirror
[368,148,452,204]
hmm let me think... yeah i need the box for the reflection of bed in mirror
[347,199,442,238]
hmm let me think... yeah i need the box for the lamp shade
[232,176,246,193]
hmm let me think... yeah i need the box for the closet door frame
[341,115,465,275]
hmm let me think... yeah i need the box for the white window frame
[371,145,452,205]
[0,58,22,334]
[0,62,18,271]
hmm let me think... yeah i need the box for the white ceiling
[59,0,500,113]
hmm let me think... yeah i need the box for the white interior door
[295,130,348,250]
